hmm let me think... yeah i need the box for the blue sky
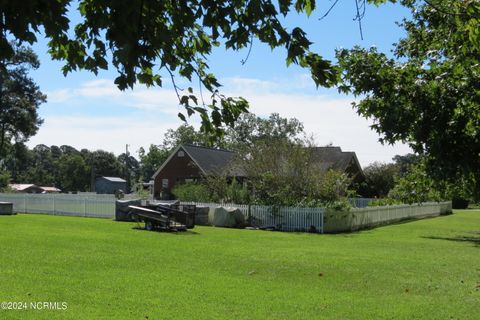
[27,1,412,165]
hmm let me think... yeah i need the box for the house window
[178,150,185,157]
[162,179,169,188]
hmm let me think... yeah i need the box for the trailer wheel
[145,221,154,231]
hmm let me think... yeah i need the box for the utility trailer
[128,204,195,232]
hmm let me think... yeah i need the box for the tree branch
[241,34,254,65]
[318,0,341,21]
[166,68,183,103]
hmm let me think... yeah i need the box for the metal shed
[95,176,127,194]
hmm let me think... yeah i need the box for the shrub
[172,182,213,202]
[367,198,403,207]
[388,162,442,204]
[0,169,10,192]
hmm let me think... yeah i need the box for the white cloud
[222,77,411,166]
[75,79,123,98]
[45,89,74,103]
[27,115,183,156]
[45,79,181,113]
[35,76,412,165]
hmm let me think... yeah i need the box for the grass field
[0,211,479,319]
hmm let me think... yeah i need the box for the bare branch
[354,0,365,40]
[166,68,183,103]
[318,0,341,21]
[241,34,254,65]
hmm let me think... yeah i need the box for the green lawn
[0,211,479,319]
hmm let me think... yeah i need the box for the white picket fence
[324,201,452,232]
[0,193,115,218]
[180,201,325,233]
[0,193,452,233]
[183,200,452,233]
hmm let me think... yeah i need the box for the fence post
[321,209,324,234]
[83,198,87,217]
[52,194,56,215]
[24,194,27,213]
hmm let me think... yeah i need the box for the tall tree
[225,113,305,152]
[0,43,45,160]
[0,0,340,136]
[89,150,123,178]
[57,153,90,191]
[359,162,399,198]
[162,124,216,150]
[118,152,140,192]
[337,0,480,196]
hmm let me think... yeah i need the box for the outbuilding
[95,176,127,194]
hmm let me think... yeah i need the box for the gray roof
[310,146,364,178]
[182,144,240,175]
[100,176,126,183]
[152,144,244,179]
[153,144,361,179]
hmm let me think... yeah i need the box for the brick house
[152,144,243,199]
[152,144,364,200]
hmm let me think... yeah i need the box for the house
[95,176,127,194]
[310,146,365,183]
[152,144,243,199]
[9,184,43,193]
[152,144,364,200]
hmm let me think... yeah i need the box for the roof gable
[310,146,364,179]
[152,144,240,179]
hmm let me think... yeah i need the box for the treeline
[360,155,478,205]
[1,112,477,207]
[0,123,199,192]
[1,143,137,192]
[0,113,320,195]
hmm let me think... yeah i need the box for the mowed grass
[0,211,479,319]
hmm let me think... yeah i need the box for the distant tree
[0,168,10,191]
[388,161,442,205]
[50,145,63,160]
[138,145,169,182]
[162,124,216,150]
[59,145,80,155]
[118,152,140,192]
[392,154,421,177]
[90,150,123,178]
[225,113,305,152]
[2,142,32,182]
[23,144,55,186]
[0,43,45,160]
[57,153,90,191]
[359,162,399,198]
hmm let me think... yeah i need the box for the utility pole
[125,144,130,193]
[90,153,95,192]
